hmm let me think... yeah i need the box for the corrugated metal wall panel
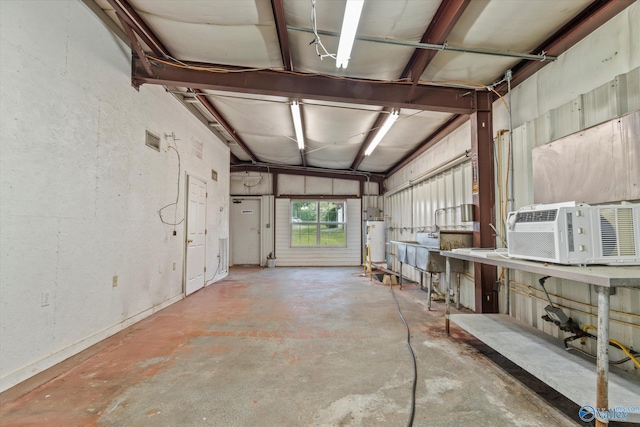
[549,97,583,141]
[503,66,640,376]
[385,123,471,191]
[582,80,618,129]
[617,67,640,115]
[385,53,640,372]
[532,113,551,147]
[386,162,473,288]
[275,198,361,266]
[512,124,535,209]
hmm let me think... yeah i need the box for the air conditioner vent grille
[600,208,636,257]
[516,210,558,223]
[510,232,556,259]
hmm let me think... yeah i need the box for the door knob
[187,239,193,243]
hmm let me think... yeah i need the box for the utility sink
[416,230,473,251]
[391,230,472,273]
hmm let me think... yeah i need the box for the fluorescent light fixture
[364,110,399,156]
[336,0,365,69]
[290,100,305,150]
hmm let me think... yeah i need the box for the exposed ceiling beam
[105,0,169,57]
[81,0,128,43]
[350,0,471,171]
[385,114,469,177]
[87,2,243,158]
[107,0,258,163]
[113,12,154,78]
[231,164,385,183]
[271,0,293,71]
[401,0,471,83]
[164,86,238,154]
[133,58,475,114]
[194,90,259,163]
[349,108,392,170]
[495,0,634,93]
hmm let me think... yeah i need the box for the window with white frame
[291,200,346,246]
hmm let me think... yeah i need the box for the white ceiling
[93,0,608,177]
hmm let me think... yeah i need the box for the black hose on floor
[390,281,417,427]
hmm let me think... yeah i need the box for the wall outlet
[41,291,50,307]
[112,275,118,288]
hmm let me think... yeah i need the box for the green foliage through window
[291,201,346,246]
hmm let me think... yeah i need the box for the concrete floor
[0,267,576,426]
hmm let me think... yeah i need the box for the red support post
[471,91,498,313]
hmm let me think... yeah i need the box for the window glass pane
[319,201,344,224]
[291,200,346,247]
[320,224,345,246]
[292,201,317,222]
[292,224,318,246]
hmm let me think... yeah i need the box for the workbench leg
[427,273,433,310]
[505,268,511,316]
[456,273,461,310]
[596,286,610,427]
[445,257,451,336]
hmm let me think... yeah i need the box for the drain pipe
[505,69,514,316]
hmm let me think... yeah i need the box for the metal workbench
[441,249,640,426]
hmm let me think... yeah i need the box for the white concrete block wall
[0,0,230,391]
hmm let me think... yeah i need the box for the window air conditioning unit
[506,202,640,265]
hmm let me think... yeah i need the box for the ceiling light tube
[336,0,365,69]
[290,100,305,150]
[364,110,399,156]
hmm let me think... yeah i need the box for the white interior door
[185,175,207,295]
[231,199,260,265]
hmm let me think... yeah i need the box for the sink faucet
[433,208,445,232]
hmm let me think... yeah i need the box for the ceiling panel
[422,0,593,85]
[285,0,441,38]
[305,144,362,169]
[286,0,440,79]
[423,52,521,85]
[301,102,380,146]
[208,95,292,138]
[136,14,283,67]
[246,135,301,165]
[358,109,454,172]
[129,0,274,25]
[229,144,253,162]
[288,32,413,80]
[446,0,592,50]
[90,0,623,177]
